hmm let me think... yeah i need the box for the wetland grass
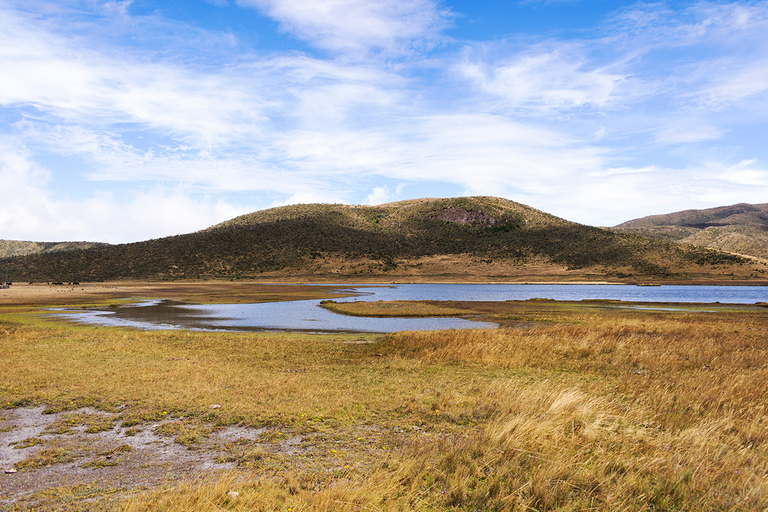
[2,300,768,510]
[319,299,476,317]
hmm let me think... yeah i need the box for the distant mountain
[0,239,108,259]
[612,203,768,260]
[0,197,763,282]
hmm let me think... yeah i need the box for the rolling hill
[0,197,764,283]
[0,240,107,259]
[612,203,768,260]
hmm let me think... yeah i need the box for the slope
[612,203,768,260]
[0,197,762,282]
[0,240,107,259]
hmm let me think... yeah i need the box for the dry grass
[319,299,476,317]
[2,300,768,510]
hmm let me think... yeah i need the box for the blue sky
[2,0,768,243]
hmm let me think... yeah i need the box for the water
[53,284,768,333]
[53,299,496,333]
[330,283,768,304]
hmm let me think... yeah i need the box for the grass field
[1,283,768,510]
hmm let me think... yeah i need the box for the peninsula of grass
[1,288,768,510]
[319,299,477,317]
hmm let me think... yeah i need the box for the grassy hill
[0,240,107,259]
[0,197,764,282]
[612,203,768,260]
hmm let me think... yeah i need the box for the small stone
[5,468,17,474]
[228,491,239,500]
[210,404,221,409]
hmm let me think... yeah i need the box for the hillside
[612,203,768,260]
[0,239,108,259]
[0,197,764,283]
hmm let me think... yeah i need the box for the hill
[0,239,108,259]
[0,197,764,283]
[612,203,768,260]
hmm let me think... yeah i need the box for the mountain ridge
[612,202,768,260]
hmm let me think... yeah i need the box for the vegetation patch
[320,299,476,317]
[82,444,133,469]
[44,412,116,435]
[153,420,215,448]
[15,444,74,471]
[10,436,45,449]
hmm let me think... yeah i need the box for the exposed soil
[429,207,501,228]
[0,404,360,510]
[0,406,418,510]
[1,406,252,507]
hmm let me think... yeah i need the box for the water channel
[53,284,768,334]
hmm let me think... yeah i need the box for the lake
[53,283,768,333]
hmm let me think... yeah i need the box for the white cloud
[364,186,390,205]
[235,0,451,56]
[687,60,768,109]
[270,113,607,200]
[0,136,253,243]
[459,44,625,113]
[0,138,55,238]
[0,3,268,151]
[654,123,722,145]
[714,160,768,186]
[270,190,349,208]
[532,160,768,227]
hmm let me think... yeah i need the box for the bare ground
[0,405,414,510]
[1,406,251,508]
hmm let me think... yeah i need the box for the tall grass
[3,305,768,510]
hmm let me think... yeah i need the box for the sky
[2,0,768,243]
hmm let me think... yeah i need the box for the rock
[210,404,221,409]
[228,491,239,500]
[5,468,17,474]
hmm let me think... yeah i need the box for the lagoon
[53,283,768,333]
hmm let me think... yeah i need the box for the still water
[53,284,768,334]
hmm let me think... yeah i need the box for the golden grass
[2,301,768,510]
[319,299,476,317]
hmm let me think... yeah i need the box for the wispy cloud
[235,0,452,56]
[1,1,768,242]
[457,42,626,113]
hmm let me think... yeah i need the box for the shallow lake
[53,283,768,334]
